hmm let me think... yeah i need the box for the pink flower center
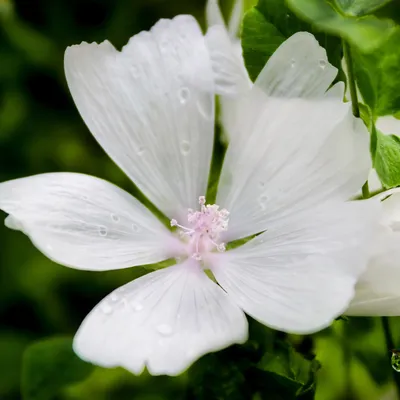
[171,196,229,261]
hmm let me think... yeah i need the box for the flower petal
[73,260,248,376]
[206,0,225,28]
[228,0,244,38]
[217,34,370,241]
[205,25,251,97]
[347,191,400,316]
[64,16,215,220]
[255,32,337,98]
[210,201,379,333]
[0,173,179,270]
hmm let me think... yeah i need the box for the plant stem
[343,41,360,118]
[382,317,400,398]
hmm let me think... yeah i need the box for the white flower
[0,15,378,376]
[347,190,400,315]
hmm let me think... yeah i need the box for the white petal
[210,201,379,333]
[64,16,215,220]
[376,115,400,136]
[219,91,370,240]
[217,34,370,240]
[228,0,244,38]
[0,173,179,270]
[74,261,248,376]
[205,26,251,97]
[255,32,337,98]
[346,192,400,316]
[206,0,225,28]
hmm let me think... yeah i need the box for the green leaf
[21,337,94,400]
[241,0,342,81]
[258,340,320,397]
[287,0,395,52]
[352,30,400,117]
[335,0,393,16]
[373,129,400,188]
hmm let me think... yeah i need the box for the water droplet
[110,293,119,302]
[286,13,290,18]
[258,181,265,189]
[137,146,146,156]
[101,303,113,315]
[319,59,327,69]
[111,213,120,222]
[197,98,214,121]
[179,87,190,104]
[290,59,296,68]
[98,225,108,237]
[180,140,191,155]
[131,65,140,78]
[156,323,173,336]
[160,40,168,53]
[131,301,143,312]
[259,195,268,210]
[132,223,140,233]
[392,351,400,372]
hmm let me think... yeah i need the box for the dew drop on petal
[137,146,146,156]
[110,293,119,302]
[319,59,327,69]
[290,59,296,68]
[259,195,268,209]
[156,323,173,336]
[132,223,140,233]
[197,98,213,121]
[111,213,120,223]
[180,140,191,155]
[179,87,190,104]
[98,225,108,237]
[258,181,265,189]
[131,301,143,312]
[101,303,113,315]
[131,65,140,78]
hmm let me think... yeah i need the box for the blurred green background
[0,0,400,399]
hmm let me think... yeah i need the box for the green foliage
[258,340,320,398]
[352,30,400,117]
[21,337,94,400]
[373,129,400,189]
[287,0,395,52]
[335,0,393,16]
[241,0,342,81]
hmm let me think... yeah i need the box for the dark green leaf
[258,340,320,397]
[373,129,400,188]
[21,337,94,400]
[287,0,395,52]
[241,0,342,81]
[335,0,393,16]
[352,30,400,117]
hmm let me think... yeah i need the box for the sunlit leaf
[287,0,395,52]
[335,0,393,16]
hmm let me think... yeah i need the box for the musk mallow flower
[0,15,379,375]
